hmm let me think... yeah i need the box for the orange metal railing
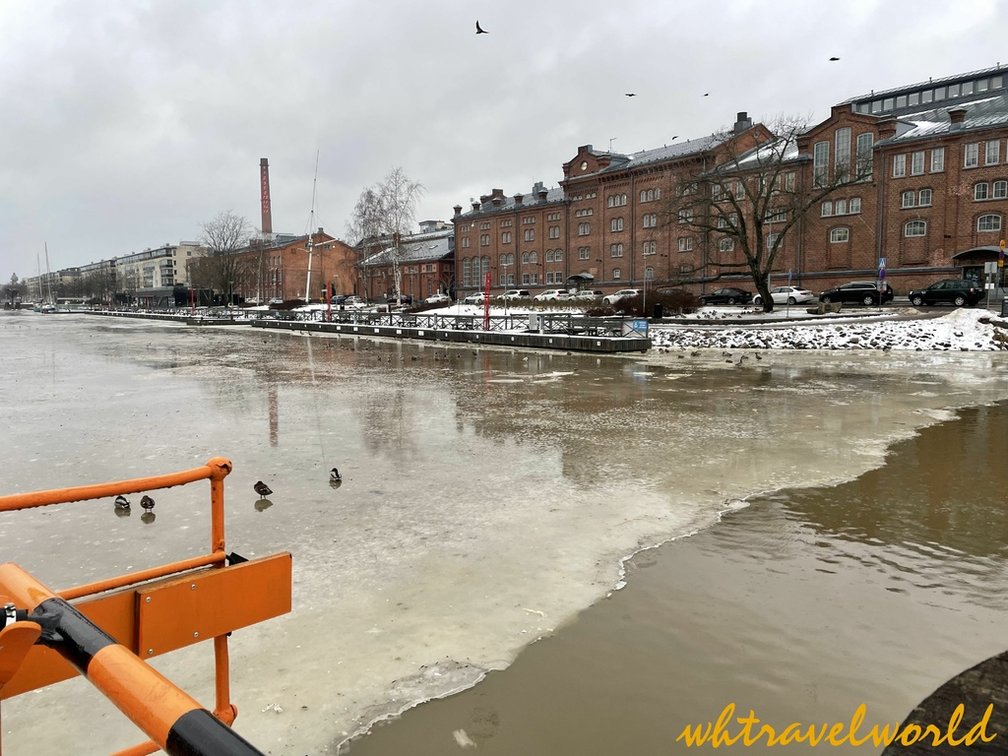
[0,457,291,756]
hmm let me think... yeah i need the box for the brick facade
[454,65,1008,298]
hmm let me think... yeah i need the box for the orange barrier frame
[0,457,291,756]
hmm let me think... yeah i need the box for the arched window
[977,214,1002,232]
[904,220,927,237]
[829,227,850,243]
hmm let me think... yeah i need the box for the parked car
[343,295,367,307]
[698,287,753,305]
[462,291,489,305]
[572,289,604,301]
[602,289,641,305]
[424,292,451,305]
[752,286,816,306]
[533,289,571,302]
[818,281,894,306]
[497,289,532,302]
[907,279,983,307]
[385,293,413,305]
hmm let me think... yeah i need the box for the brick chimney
[948,108,968,130]
[453,204,462,216]
[259,158,273,234]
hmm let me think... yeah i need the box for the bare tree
[347,168,424,304]
[660,116,874,311]
[199,210,251,305]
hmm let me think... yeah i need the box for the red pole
[483,270,491,330]
[326,282,332,322]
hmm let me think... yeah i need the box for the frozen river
[1,311,1007,754]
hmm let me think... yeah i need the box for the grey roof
[360,230,454,267]
[840,64,1007,107]
[458,185,566,217]
[879,93,1008,144]
[604,135,724,171]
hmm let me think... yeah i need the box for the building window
[499,219,512,227]
[678,209,693,224]
[719,237,735,252]
[523,229,534,242]
[522,216,535,225]
[607,193,627,207]
[901,190,916,208]
[849,197,862,213]
[855,132,874,180]
[610,243,624,258]
[813,141,829,186]
[711,183,723,200]
[642,213,657,228]
[835,127,851,174]
[918,188,933,206]
[904,220,927,237]
[986,140,1001,165]
[977,214,1002,232]
[480,222,491,230]
[834,199,847,215]
[610,217,624,232]
[784,171,796,191]
[975,182,989,201]
[462,237,470,248]
[548,225,560,239]
[612,267,622,280]
[501,231,512,244]
[642,240,656,255]
[911,150,925,176]
[766,232,781,249]
[964,143,979,168]
[679,182,698,196]
[821,201,834,217]
[547,212,561,221]
[892,154,906,177]
[640,187,661,202]
[578,246,590,260]
[577,222,590,236]
[829,227,849,243]
[480,234,490,246]
[931,147,945,173]
[575,208,593,217]
[462,258,472,287]
[677,237,693,252]
[993,180,1008,199]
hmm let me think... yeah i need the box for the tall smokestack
[260,158,273,235]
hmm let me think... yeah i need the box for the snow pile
[651,308,1007,352]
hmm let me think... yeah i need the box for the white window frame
[610,217,624,232]
[609,243,623,258]
[901,190,916,208]
[612,268,622,280]
[918,188,932,207]
[829,227,849,244]
[813,141,829,186]
[931,147,945,173]
[993,180,1008,199]
[849,197,862,214]
[904,220,927,237]
[911,150,925,176]
[985,140,1000,165]
[975,182,989,201]
[977,214,1002,232]
[677,237,693,252]
[892,154,906,178]
[719,237,735,252]
[964,143,979,168]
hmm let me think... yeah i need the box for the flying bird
[829,56,840,61]
[625,92,636,97]
[114,495,130,510]
[475,20,488,34]
[140,495,155,512]
[703,92,709,97]
[253,481,272,498]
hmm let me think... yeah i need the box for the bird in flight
[829,56,840,61]
[253,480,272,498]
[703,92,709,97]
[625,92,636,97]
[476,20,488,34]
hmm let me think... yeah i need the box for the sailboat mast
[304,149,320,302]
[43,243,54,303]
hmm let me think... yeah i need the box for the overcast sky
[1,0,1004,279]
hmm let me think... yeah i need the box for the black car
[907,279,983,307]
[385,293,413,305]
[818,281,894,306]
[698,287,753,305]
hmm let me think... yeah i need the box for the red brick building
[454,64,1008,298]
[233,230,358,303]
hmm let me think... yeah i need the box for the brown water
[345,402,1008,755]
